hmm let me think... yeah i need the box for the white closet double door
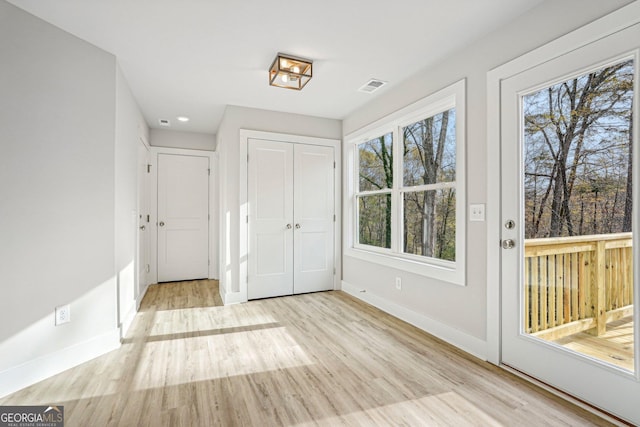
[248,138,335,300]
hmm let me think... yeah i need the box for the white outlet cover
[55,304,71,325]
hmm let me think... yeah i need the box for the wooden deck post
[589,240,607,336]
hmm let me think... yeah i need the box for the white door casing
[157,153,210,282]
[136,139,150,303]
[499,23,639,425]
[247,138,336,299]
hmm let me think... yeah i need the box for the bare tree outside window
[523,60,634,238]
[358,133,392,248]
[403,109,456,260]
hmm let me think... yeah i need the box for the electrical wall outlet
[55,304,71,326]
[395,277,402,290]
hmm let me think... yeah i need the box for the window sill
[344,247,465,286]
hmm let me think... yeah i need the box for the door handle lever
[502,239,515,249]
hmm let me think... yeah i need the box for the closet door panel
[293,144,335,294]
[247,139,294,299]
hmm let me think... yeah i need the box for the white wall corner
[119,305,137,340]
[136,282,151,310]
[341,280,487,360]
[0,329,120,399]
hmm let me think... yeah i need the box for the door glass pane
[522,59,635,371]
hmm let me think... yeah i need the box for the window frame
[345,79,466,285]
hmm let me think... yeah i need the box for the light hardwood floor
[0,280,618,426]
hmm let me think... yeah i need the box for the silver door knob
[286,224,292,229]
[139,225,146,231]
[295,224,301,229]
[502,239,515,249]
[159,221,165,227]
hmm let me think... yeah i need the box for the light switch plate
[470,204,485,222]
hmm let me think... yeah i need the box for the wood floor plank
[0,279,617,426]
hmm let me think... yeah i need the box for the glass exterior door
[501,23,639,425]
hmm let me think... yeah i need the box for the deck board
[552,316,634,372]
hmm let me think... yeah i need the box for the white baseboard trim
[221,291,246,305]
[0,329,121,399]
[120,305,136,339]
[136,283,151,310]
[341,280,487,360]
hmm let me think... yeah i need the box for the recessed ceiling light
[177,116,190,122]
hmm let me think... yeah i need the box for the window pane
[358,193,391,249]
[403,189,456,261]
[403,109,456,187]
[359,133,393,191]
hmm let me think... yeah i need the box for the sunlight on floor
[130,319,314,390]
[290,391,501,426]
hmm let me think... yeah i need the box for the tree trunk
[623,100,633,232]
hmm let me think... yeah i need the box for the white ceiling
[8,0,543,134]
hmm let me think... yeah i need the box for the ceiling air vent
[358,79,387,94]
[159,119,170,127]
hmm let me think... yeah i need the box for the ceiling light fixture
[269,53,312,90]
[176,116,190,122]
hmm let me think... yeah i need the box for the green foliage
[357,110,457,261]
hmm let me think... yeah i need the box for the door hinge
[246,215,249,223]
[208,259,210,266]
[146,214,150,223]
[333,161,336,169]
[333,214,336,222]
[147,164,151,173]
[333,268,336,275]
[208,168,211,176]
[208,214,210,220]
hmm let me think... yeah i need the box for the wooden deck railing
[524,233,633,340]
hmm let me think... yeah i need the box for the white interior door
[136,140,150,298]
[501,24,639,424]
[248,139,336,299]
[157,153,209,282]
[248,139,294,299]
[293,144,335,294]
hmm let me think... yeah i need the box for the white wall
[115,64,149,338]
[0,1,146,396]
[217,105,342,302]
[150,128,215,151]
[341,0,633,357]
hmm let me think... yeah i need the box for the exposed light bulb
[292,66,300,74]
[281,74,289,83]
